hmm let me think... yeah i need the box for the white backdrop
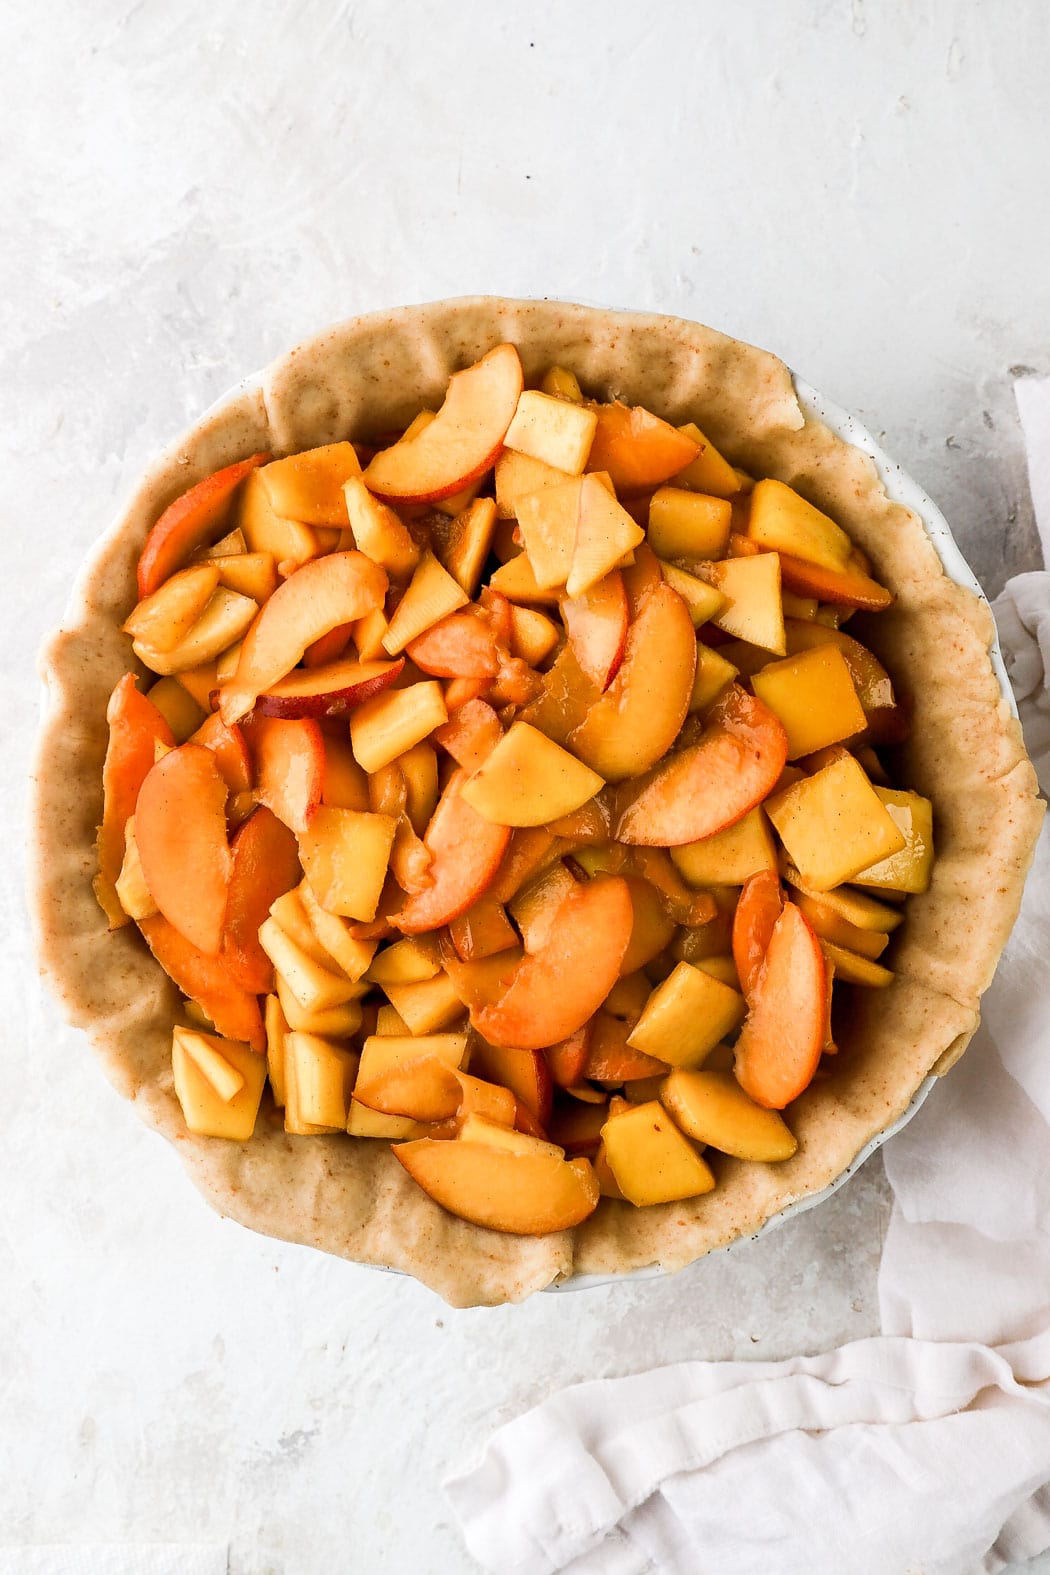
[4,3,1049,1571]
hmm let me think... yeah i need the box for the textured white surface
[5,2,1050,1571]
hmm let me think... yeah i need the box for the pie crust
[30,298,1045,1306]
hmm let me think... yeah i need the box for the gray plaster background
[4,2,1049,1571]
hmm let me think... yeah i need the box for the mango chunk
[601,1100,715,1205]
[689,642,739,713]
[747,478,852,570]
[460,722,605,827]
[627,961,745,1069]
[670,806,777,888]
[751,645,867,760]
[171,1027,267,1141]
[284,1032,359,1131]
[702,553,785,654]
[853,788,934,894]
[765,755,906,891]
[648,488,732,559]
[298,806,398,921]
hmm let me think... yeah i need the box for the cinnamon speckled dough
[30,298,1044,1306]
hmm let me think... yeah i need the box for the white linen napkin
[446,381,1050,1575]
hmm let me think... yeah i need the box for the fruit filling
[96,343,932,1235]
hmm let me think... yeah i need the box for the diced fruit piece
[689,642,739,714]
[671,806,777,889]
[782,866,903,931]
[357,1034,468,1088]
[171,1027,267,1141]
[145,676,205,743]
[782,618,896,714]
[853,788,935,894]
[347,1101,428,1140]
[765,754,906,891]
[342,475,419,577]
[461,722,605,828]
[508,862,578,952]
[751,644,867,760]
[508,604,560,667]
[265,994,288,1106]
[254,656,404,719]
[618,876,677,976]
[627,961,744,1069]
[701,553,785,654]
[660,1070,797,1161]
[734,902,826,1109]
[394,1138,599,1233]
[517,477,581,589]
[586,401,699,492]
[820,941,895,987]
[364,343,524,503]
[504,388,598,473]
[219,552,387,724]
[434,698,502,772]
[584,1012,669,1082]
[134,744,231,954]
[448,897,519,962]
[352,604,390,661]
[471,876,633,1049]
[123,564,222,653]
[258,918,362,1013]
[245,714,325,834]
[381,972,465,1034]
[495,449,576,518]
[138,914,264,1050]
[393,769,511,933]
[549,1097,609,1157]
[137,454,268,598]
[298,806,397,921]
[220,807,301,993]
[616,685,788,846]
[566,475,645,598]
[115,817,156,921]
[133,587,259,676]
[557,576,626,698]
[367,935,442,985]
[648,488,732,559]
[488,552,562,605]
[95,675,177,928]
[349,681,448,774]
[259,442,361,526]
[270,888,332,965]
[174,663,220,712]
[237,469,319,569]
[571,582,696,781]
[383,552,470,654]
[298,880,377,979]
[283,1032,359,1128]
[747,478,851,570]
[426,495,497,598]
[406,612,498,678]
[541,365,584,402]
[398,741,439,833]
[208,551,278,604]
[628,846,717,927]
[658,563,727,628]
[275,977,363,1037]
[468,1041,553,1124]
[544,1024,592,1089]
[601,1100,715,1205]
[671,422,740,498]
[732,870,784,999]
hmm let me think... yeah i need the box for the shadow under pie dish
[31,297,1044,1308]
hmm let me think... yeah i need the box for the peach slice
[519,645,600,746]
[188,711,252,796]
[342,474,420,578]
[548,1097,609,1157]
[95,675,176,928]
[583,1012,670,1083]
[471,876,633,1049]
[617,875,677,976]
[364,343,524,503]
[428,496,499,597]
[137,453,268,598]
[123,563,221,653]
[245,714,325,835]
[406,612,499,679]
[508,861,578,953]
[660,1070,798,1162]
[747,538,893,611]
[746,478,852,570]
[434,699,503,773]
[460,723,605,827]
[135,744,232,955]
[393,1139,599,1234]
[253,656,404,719]
[220,807,302,994]
[467,1041,553,1125]
[259,442,362,526]
[585,401,699,492]
[560,570,628,690]
[570,582,696,781]
[448,897,519,962]
[616,685,788,846]
[392,769,512,934]
[732,869,784,999]
[139,914,265,1050]
[734,902,826,1109]
[219,551,388,724]
[508,605,560,667]
[543,1023,593,1089]
[353,1052,464,1122]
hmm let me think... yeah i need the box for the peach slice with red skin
[585,401,699,493]
[137,453,269,598]
[134,743,232,955]
[616,685,788,846]
[732,869,784,999]
[433,698,503,773]
[570,581,697,782]
[220,806,302,994]
[253,656,404,719]
[219,551,388,724]
[244,714,325,835]
[406,611,500,678]
[364,343,524,504]
[560,570,628,690]
[734,901,826,1110]
[138,913,265,1050]
[392,768,512,934]
[95,675,176,928]
[471,875,634,1050]
[393,1140,600,1235]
